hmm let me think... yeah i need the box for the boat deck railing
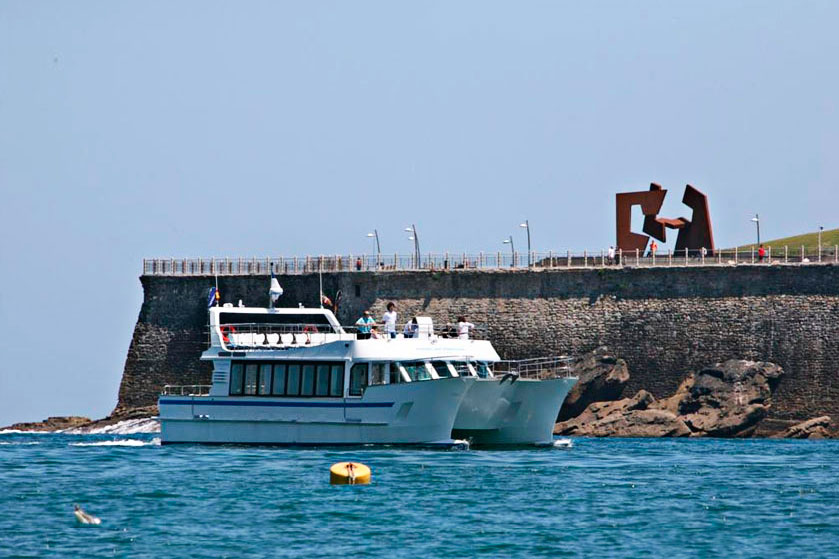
[162,385,212,396]
[494,356,575,380]
[213,322,489,350]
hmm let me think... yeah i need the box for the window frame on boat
[228,360,346,398]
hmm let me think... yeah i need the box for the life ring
[302,325,318,345]
[220,325,237,344]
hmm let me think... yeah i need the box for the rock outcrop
[772,416,832,439]
[2,416,92,432]
[556,359,786,438]
[555,390,691,437]
[666,360,784,437]
[557,347,629,421]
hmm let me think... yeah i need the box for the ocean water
[1,431,837,558]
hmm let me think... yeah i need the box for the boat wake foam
[70,437,161,447]
[64,418,161,435]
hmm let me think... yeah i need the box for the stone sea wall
[116,265,839,425]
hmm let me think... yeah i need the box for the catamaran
[158,290,577,447]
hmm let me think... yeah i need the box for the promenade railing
[143,245,839,276]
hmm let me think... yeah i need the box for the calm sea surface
[1,432,837,558]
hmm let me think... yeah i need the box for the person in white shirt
[457,316,475,340]
[382,302,397,339]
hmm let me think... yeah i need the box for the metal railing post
[801,245,805,262]
[618,249,622,266]
[584,250,588,267]
[768,246,771,264]
[549,250,553,268]
[636,248,639,266]
[835,245,838,263]
[567,250,571,268]
[735,247,738,265]
[751,248,754,264]
[784,246,788,264]
[668,249,672,267]
[684,247,688,265]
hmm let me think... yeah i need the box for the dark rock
[557,346,630,421]
[772,416,832,439]
[666,360,784,437]
[555,390,691,437]
[2,416,92,432]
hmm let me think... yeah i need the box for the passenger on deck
[457,316,475,340]
[382,302,397,339]
[355,311,375,340]
[403,317,418,339]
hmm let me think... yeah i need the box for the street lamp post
[404,225,420,269]
[366,230,381,269]
[519,220,531,267]
[751,214,760,246]
[819,226,824,262]
[502,236,515,267]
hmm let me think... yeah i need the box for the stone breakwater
[114,265,839,433]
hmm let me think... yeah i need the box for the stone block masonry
[115,265,839,424]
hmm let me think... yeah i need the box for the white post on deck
[584,250,588,267]
[636,248,639,266]
[668,249,672,267]
[801,245,805,262]
[684,247,688,265]
[785,246,788,264]
[567,250,571,268]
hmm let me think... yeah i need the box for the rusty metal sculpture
[616,183,714,255]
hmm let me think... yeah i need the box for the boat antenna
[214,258,219,307]
[318,256,324,309]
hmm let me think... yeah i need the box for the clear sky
[1,1,837,426]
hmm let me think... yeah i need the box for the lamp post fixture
[503,236,515,267]
[750,214,760,246]
[404,225,420,268]
[819,226,824,262]
[519,220,531,267]
[366,230,381,269]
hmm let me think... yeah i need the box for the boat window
[475,362,492,379]
[431,361,454,378]
[301,364,316,396]
[244,364,258,395]
[316,364,330,396]
[349,363,368,396]
[389,362,401,384]
[272,364,287,396]
[258,364,272,395]
[403,361,431,382]
[329,364,344,397]
[452,362,473,377]
[230,363,244,395]
[286,364,301,396]
[371,363,387,385]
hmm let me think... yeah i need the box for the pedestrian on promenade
[355,310,375,340]
[607,246,616,265]
[650,240,658,258]
[382,302,397,339]
[758,244,766,262]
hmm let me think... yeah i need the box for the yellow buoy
[330,462,371,485]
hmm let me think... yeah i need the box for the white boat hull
[159,377,472,446]
[453,377,577,446]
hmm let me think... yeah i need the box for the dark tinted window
[349,363,368,396]
[315,364,330,396]
[230,363,244,395]
[330,364,344,396]
[301,365,315,396]
[244,364,258,395]
[286,364,301,396]
[272,364,287,396]
[431,361,453,378]
[258,364,272,395]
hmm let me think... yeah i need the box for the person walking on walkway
[758,244,766,263]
